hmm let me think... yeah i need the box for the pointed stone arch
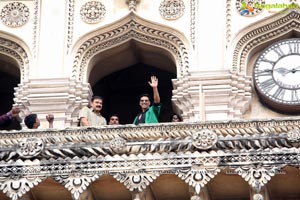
[230,10,300,73]
[71,12,191,82]
[0,32,31,83]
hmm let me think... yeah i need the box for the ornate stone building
[0,0,300,199]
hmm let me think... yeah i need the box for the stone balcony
[0,118,300,200]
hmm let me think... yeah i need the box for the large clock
[253,38,300,113]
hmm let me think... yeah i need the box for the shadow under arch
[92,63,176,124]
[0,32,31,129]
[230,10,300,74]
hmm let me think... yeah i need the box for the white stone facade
[1,1,300,199]
[1,0,298,128]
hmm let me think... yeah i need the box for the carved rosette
[113,172,160,192]
[109,137,127,153]
[0,2,30,27]
[176,167,220,194]
[192,129,218,150]
[287,129,300,143]
[159,0,185,20]
[17,138,44,158]
[80,1,106,24]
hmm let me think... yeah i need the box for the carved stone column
[78,188,95,200]
[172,70,251,121]
[250,186,270,200]
[14,78,92,128]
[189,186,211,200]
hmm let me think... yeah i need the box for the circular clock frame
[253,38,300,113]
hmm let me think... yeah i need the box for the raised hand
[46,114,54,122]
[148,76,158,88]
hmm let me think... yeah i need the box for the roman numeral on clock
[273,87,285,99]
[291,90,299,101]
[260,78,276,91]
[288,42,300,54]
[273,46,285,57]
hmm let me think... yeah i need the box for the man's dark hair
[24,114,37,129]
[110,113,119,118]
[91,95,104,102]
[139,93,151,101]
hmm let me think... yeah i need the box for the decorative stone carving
[253,193,264,200]
[0,2,30,27]
[66,0,75,52]
[192,129,217,150]
[159,0,185,20]
[287,129,300,143]
[80,1,106,24]
[72,14,190,81]
[109,137,127,152]
[231,11,300,72]
[53,174,100,200]
[126,0,140,11]
[176,167,220,194]
[0,176,44,200]
[17,138,44,159]
[113,172,160,192]
[235,166,280,191]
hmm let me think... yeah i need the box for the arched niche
[70,12,190,123]
[0,32,31,129]
[89,39,176,124]
[230,10,300,74]
[71,11,191,82]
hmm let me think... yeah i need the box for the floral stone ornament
[159,0,185,20]
[1,2,30,27]
[80,1,106,24]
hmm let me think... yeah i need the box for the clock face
[254,39,300,110]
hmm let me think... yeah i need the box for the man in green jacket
[133,76,161,125]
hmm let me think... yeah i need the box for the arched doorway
[0,59,21,130]
[92,63,176,124]
[88,39,177,124]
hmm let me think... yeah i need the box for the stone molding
[230,10,300,73]
[71,12,191,82]
[0,118,299,199]
[0,35,30,82]
[13,78,92,127]
[0,118,300,199]
[172,70,252,121]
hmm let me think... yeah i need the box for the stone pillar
[172,71,251,121]
[250,186,270,200]
[78,188,95,200]
[14,78,92,128]
[189,186,211,200]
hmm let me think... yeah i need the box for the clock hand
[274,67,290,75]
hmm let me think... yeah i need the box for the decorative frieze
[0,119,299,198]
